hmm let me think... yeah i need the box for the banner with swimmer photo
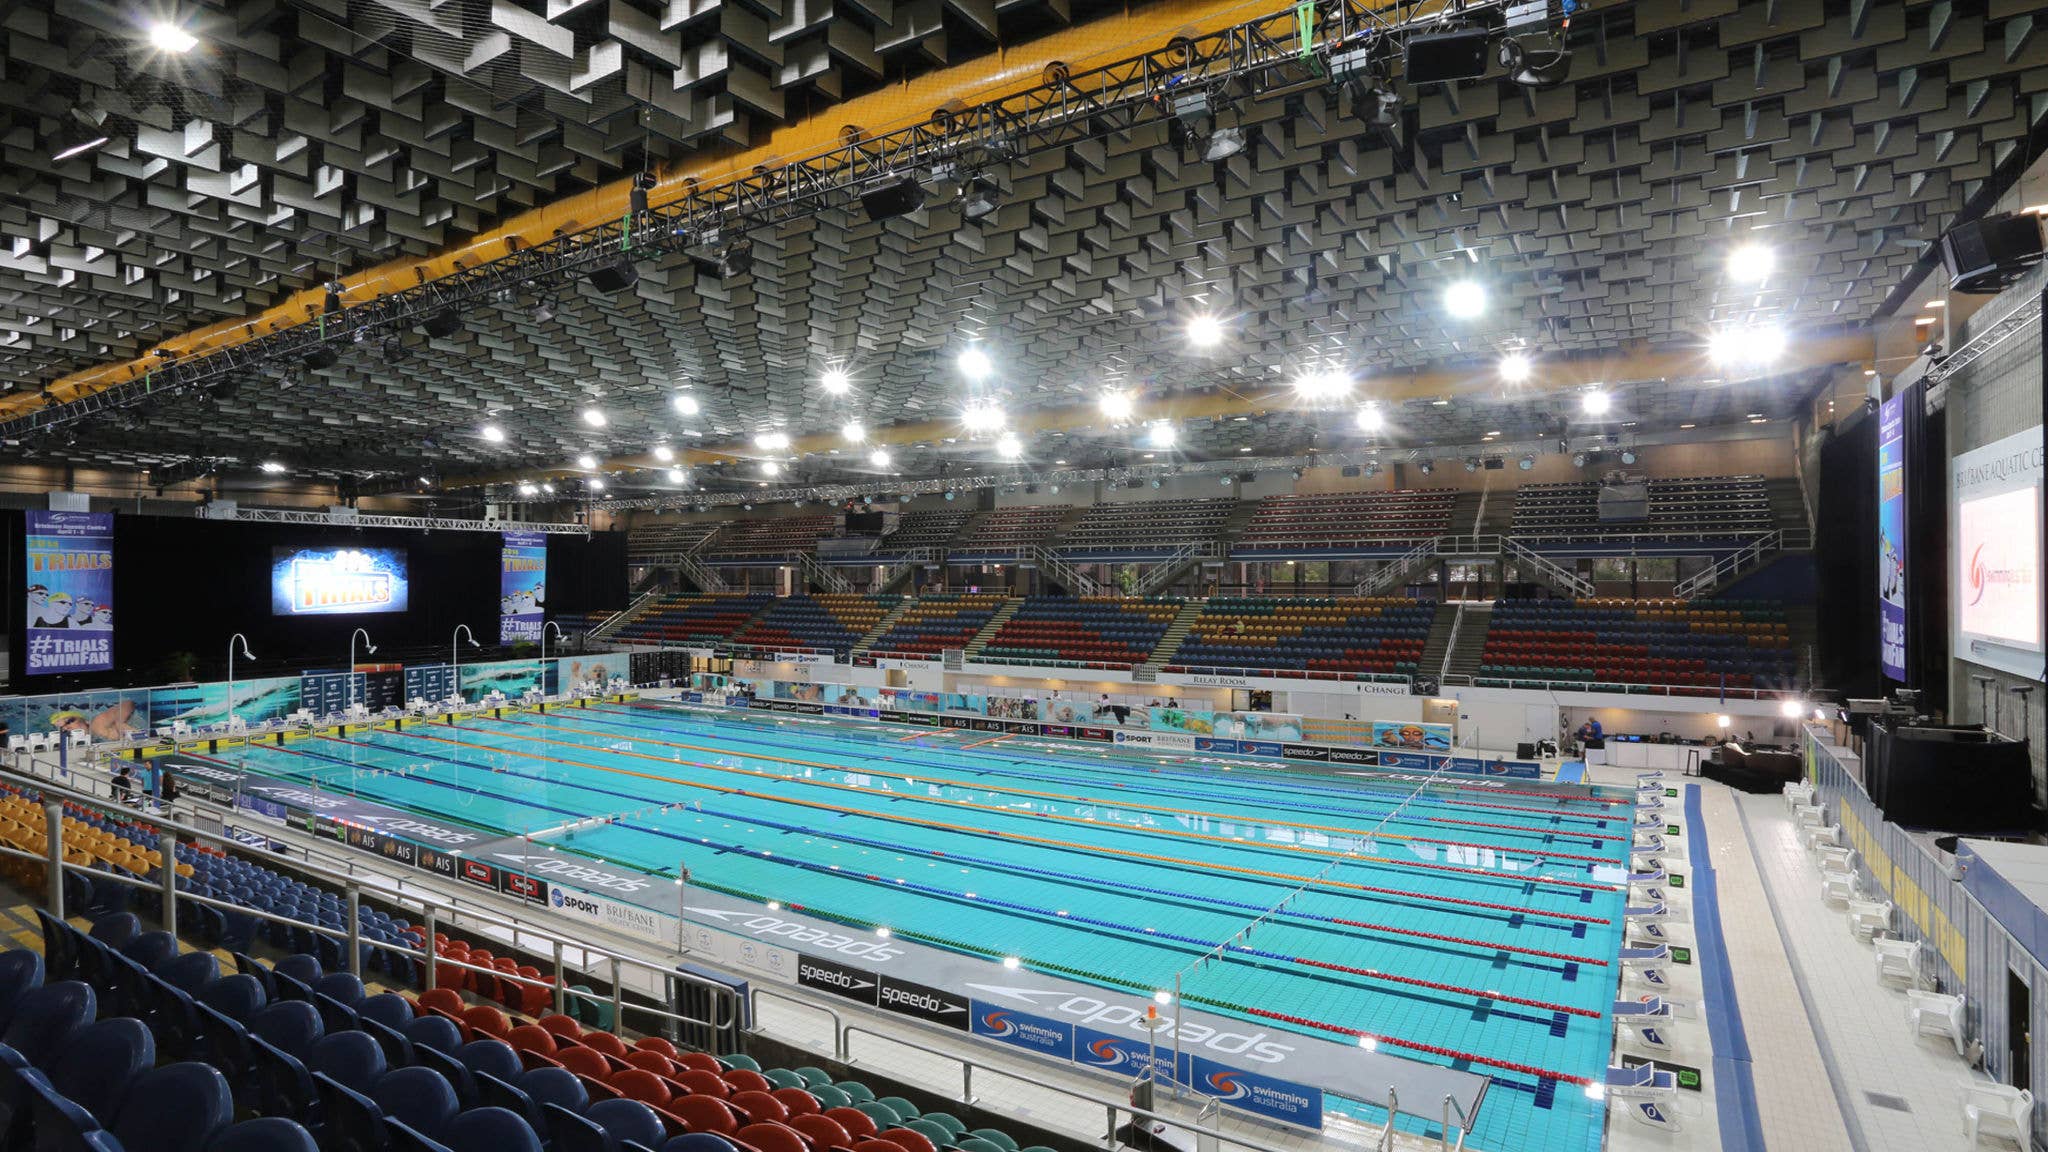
[500,531,547,645]
[24,510,115,675]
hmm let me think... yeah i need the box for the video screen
[1957,486,2041,648]
[271,546,410,616]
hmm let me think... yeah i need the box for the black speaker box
[1939,213,2045,293]
[861,178,927,221]
[587,259,640,294]
[1517,742,1536,760]
[1405,27,1492,84]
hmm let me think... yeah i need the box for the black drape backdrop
[1901,380,1949,709]
[5,511,625,690]
[1816,409,1884,700]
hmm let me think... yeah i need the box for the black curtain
[1816,410,1883,699]
[5,511,626,689]
[1901,380,1949,709]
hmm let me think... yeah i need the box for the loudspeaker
[1483,457,1505,470]
[586,258,640,294]
[861,178,927,221]
[1404,27,1493,84]
[1517,742,1536,760]
[1939,213,2045,294]
[302,345,339,371]
[420,310,462,338]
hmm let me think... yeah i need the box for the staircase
[1357,535,1502,595]
[675,526,729,593]
[1216,499,1260,556]
[587,586,669,643]
[961,598,1024,659]
[1442,603,1494,680]
[1503,538,1594,597]
[851,597,917,655]
[1141,599,1209,670]
[1766,477,1811,538]
[1134,542,1222,597]
[1021,545,1102,596]
[876,547,939,595]
[788,551,854,594]
[1475,475,1514,536]
[1415,601,1460,679]
[1448,489,1485,536]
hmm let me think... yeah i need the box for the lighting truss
[194,505,590,535]
[1,0,1521,445]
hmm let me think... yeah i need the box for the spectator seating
[1510,475,1773,548]
[977,598,1181,667]
[863,594,1009,657]
[1478,597,1798,689]
[947,508,1065,561]
[611,594,773,647]
[557,611,615,637]
[871,511,970,558]
[702,516,835,563]
[1232,491,1456,555]
[1165,597,1430,676]
[1054,500,1234,559]
[727,595,902,656]
[628,521,727,560]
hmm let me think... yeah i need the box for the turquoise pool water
[220,702,1632,1150]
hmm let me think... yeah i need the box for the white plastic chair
[5,735,23,753]
[1783,780,1816,810]
[1964,1082,2033,1149]
[1878,938,1925,987]
[1792,802,1826,827]
[1906,989,1967,1057]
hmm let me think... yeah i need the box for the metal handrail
[1502,537,1595,597]
[1672,530,1781,599]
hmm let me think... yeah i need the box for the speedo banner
[24,510,114,675]
[500,531,547,644]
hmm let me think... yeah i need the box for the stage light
[149,20,198,52]
[542,482,555,494]
[517,482,538,496]
[1779,699,1805,718]
[1354,404,1384,433]
[260,461,286,474]
[869,448,892,468]
[957,346,993,380]
[1710,324,1787,368]
[481,424,506,443]
[1715,714,1732,729]
[841,421,866,443]
[1202,127,1245,161]
[1571,452,1586,467]
[667,468,687,485]
[589,478,606,491]
[1099,390,1135,421]
[754,431,790,451]
[821,367,852,395]
[1728,243,1774,282]
[1444,280,1487,318]
[672,393,700,416]
[960,177,1003,221]
[996,433,1023,460]
[762,461,781,478]
[1186,314,1225,348]
[652,444,674,462]
[1291,368,1351,402]
[576,454,597,469]
[1620,449,1637,465]
[581,407,607,427]
[1146,422,1177,450]
[962,402,1005,433]
[1500,353,1531,383]
[1418,460,1434,476]
[1518,455,1535,470]
[1581,390,1611,416]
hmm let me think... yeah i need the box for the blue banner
[1074,1025,1189,1085]
[1878,393,1908,681]
[501,531,547,644]
[1188,1055,1324,1128]
[25,511,114,675]
[970,1001,1075,1061]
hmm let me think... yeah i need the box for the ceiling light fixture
[517,482,538,496]
[1727,243,1774,282]
[1186,314,1225,348]
[1499,352,1531,383]
[481,424,505,443]
[581,407,607,427]
[652,444,674,463]
[995,433,1023,460]
[1098,390,1135,421]
[820,366,852,395]
[754,431,790,451]
[671,393,700,417]
[1444,280,1487,318]
[1291,368,1351,402]
[589,478,605,491]
[1355,404,1384,433]
[667,468,687,484]
[841,421,866,443]
[869,448,892,468]
[962,402,1005,433]
[1146,422,1177,450]
[576,454,597,469]
[761,461,781,478]
[1581,390,1611,416]
[957,346,993,380]
[259,461,286,474]
[148,20,198,53]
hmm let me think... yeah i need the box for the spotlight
[1291,368,1351,401]
[1354,404,1384,433]
[860,177,927,222]
[754,431,790,451]
[148,20,198,53]
[667,468,687,485]
[1571,452,1586,467]
[581,407,607,427]
[259,461,286,474]
[1419,460,1434,475]
[1145,422,1177,450]
[1728,243,1774,282]
[962,402,1005,433]
[531,295,557,323]
[960,177,1003,221]
[381,336,408,363]
[542,482,555,494]
[820,367,852,395]
[1620,449,1637,465]
[323,282,344,315]
[1496,33,1573,88]
[996,433,1023,460]
[589,478,605,491]
[1518,455,1535,471]
[1710,324,1786,368]
[672,393,700,417]
[1499,353,1531,383]
[1778,699,1805,719]
[576,454,597,469]
[652,444,674,462]
[517,482,538,496]
[482,424,506,443]
[1202,127,1245,161]
[421,310,461,339]
[1220,476,1233,486]
[1186,314,1225,348]
[841,421,866,443]
[869,448,892,468]
[1581,391,1611,416]
[957,346,993,380]
[944,490,956,501]
[1464,458,1479,472]
[1444,280,1487,318]
[586,256,640,293]
[762,461,781,478]
[1099,390,1135,421]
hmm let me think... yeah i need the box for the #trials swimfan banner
[500,531,547,644]
[24,511,114,675]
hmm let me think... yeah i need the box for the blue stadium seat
[110,1062,234,1152]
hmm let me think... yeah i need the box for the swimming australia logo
[1084,1038,1134,1068]
[1203,1071,1250,1101]
[978,1009,1018,1038]
[967,983,1294,1065]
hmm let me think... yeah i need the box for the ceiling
[2,0,2046,497]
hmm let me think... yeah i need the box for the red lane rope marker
[1325,918,1608,967]
[1281,956,1599,1017]
[505,712,1624,869]
[373,725,1614,925]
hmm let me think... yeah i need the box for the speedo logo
[492,853,650,894]
[880,986,959,1014]
[797,961,874,990]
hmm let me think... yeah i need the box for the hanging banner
[1953,426,2045,679]
[1878,393,1909,681]
[500,531,548,645]
[24,511,115,675]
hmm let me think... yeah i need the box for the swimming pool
[216,701,1634,1150]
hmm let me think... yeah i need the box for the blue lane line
[1684,783,1763,1152]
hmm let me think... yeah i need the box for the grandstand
[1055,499,1234,559]
[1509,476,1785,552]
[870,510,971,558]
[609,594,772,647]
[976,596,1182,668]
[1163,597,1431,678]
[861,593,1010,657]
[700,516,835,564]
[727,594,901,656]
[945,508,1067,561]
[1232,491,1459,557]
[1475,598,1798,690]
[626,520,726,561]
